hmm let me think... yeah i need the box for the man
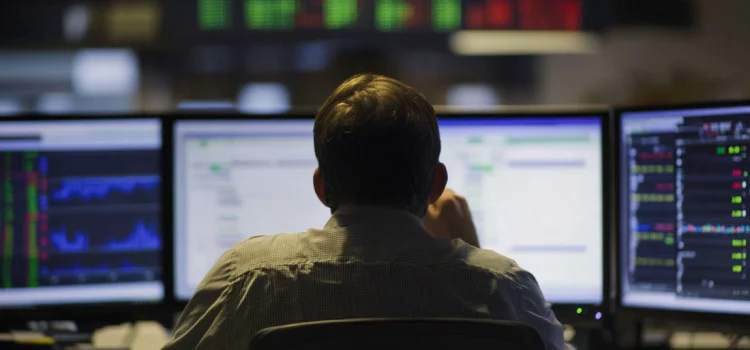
[164,74,565,350]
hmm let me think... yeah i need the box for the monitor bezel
[0,114,172,324]
[436,110,611,326]
[614,100,750,328]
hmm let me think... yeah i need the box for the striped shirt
[165,206,566,350]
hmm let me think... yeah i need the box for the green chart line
[246,0,296,30]
[433,0,461,31]
[25,152,39,287]
[324,0,358,29]
[3,153,13,288]
[198,0,232,30]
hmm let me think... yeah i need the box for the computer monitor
[173,118,326,301]
[618,103,750,321]
[0,117,164,308]
[173,115,607,318]
[439,115,605,310]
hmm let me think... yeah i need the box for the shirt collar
[323,205,427,231]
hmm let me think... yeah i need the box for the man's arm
[424,189,480,247]
[424,188,569,349]
[163,249,237,350]
[513,268,568,350]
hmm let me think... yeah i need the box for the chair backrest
[249,318,545,350]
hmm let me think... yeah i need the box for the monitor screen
[440,117,603,304]
[0,118,164,307]
[174,117,604,304]
[620,105,750,315]
[174,119,327,300]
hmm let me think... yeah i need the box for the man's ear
[313,168,329,208]
[428,163,448,205]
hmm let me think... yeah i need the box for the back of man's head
[314,74,441,216]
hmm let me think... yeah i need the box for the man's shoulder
[224,231,309,268]
[455,241,520,277]
[220,233,524,281]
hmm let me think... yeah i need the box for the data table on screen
[620,106,750,315]
[174,120,329,300]
[440,118,603,304]
[0,119,163,307]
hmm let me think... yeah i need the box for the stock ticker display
[1,1,603,47]
[627,132,677,291]
[1,153,161,288]
[194,0,585,31]
[621,107,750,314]
[0,120,164,307]
[675,117,749,300]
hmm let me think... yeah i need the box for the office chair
[249,318,545,350]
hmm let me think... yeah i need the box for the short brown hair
[314,74,440,215]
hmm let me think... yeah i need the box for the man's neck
[333,204,422,218]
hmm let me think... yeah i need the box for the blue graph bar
[102,221,161,252]
[50,221,161,253]
[506,160,586,168]
[510,245,587,253]
[50,230,89,252]
[52,175,160,202]
[40,195,48,211]
[39,156,48,174]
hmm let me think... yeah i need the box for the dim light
[450,30,598,55]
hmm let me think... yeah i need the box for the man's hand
[423,189,480,247]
